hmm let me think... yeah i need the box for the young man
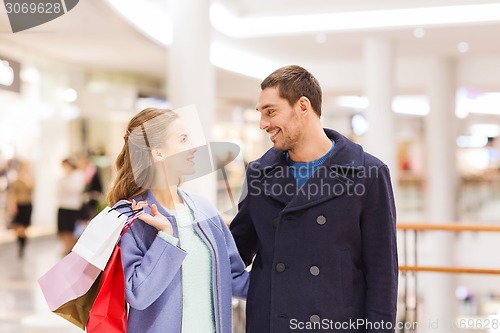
[230,65,398,333]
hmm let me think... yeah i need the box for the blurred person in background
[75,155,103,237]
[57,157,85,255]
[107,107,248,333]
[7,161,34,258]
[230,65,398,333]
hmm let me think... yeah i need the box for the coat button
[276,263,286,273]
[310,265,320,276]
[316,215,326,225]
[310,314,321,323]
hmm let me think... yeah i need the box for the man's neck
[288,128,332,162]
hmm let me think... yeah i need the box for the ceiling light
[210,2,500,38]
[63,88,78,103]
[470,124,500,138]
[20,67,39,83]
[105,0,171,45]
[456,135,488,148]
[392,95,429,116]
[457,42,470,53]
[456,91,500,115]
[315,33,327,44]
[413,27,425,38]
[335,96,369,109]
[210,42,282,80]
[351,114,369,136]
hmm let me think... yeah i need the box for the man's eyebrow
[256,104,276,111]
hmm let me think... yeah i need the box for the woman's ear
[151,148,164,162]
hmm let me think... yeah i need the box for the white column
[32,66,71,229]
[167,0,216,203]
[362,38,398,178]
[419,58,458,332]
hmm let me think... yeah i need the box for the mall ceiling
[1,0,500,95]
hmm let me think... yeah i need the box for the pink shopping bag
[38,251,101,311]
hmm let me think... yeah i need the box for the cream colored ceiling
[0,0,500,97]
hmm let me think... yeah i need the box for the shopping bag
[53,273,102,329]
[38,251,101,311]
[86,244,127,333]
[72,201,136,270]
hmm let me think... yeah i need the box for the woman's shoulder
[180,190,220,218]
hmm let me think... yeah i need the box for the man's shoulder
[247,148,282,171]
[361,151,387,169]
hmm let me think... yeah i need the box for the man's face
[256,87,302,151]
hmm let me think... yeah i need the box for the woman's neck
[152,187,183,210]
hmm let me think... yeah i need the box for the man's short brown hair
[260,65,322,117]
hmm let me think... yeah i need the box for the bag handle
[108,200,145,237]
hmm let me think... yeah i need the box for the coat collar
[140,189,202,223]
[248,129,366,214]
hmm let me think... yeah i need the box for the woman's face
[160,118,197,177]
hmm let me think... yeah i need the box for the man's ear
[151,148,164,162]
[298,96,311,114]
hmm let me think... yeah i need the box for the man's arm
[360,164,398,333]
[230,173,259,267]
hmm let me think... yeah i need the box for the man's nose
[260,116,270,131]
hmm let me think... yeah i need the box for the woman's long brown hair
[106,108,178,206]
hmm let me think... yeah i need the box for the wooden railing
[397,223,500,274]
[397,223,500,332]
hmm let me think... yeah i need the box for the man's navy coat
[230,129,398,333]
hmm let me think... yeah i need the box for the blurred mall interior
[1,0,500,332]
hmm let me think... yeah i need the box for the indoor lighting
[20,67,39,83]
[63,88,78,103]
[210,2,500,38]
[457,42,470,53]
[105,0,172,45]
[456,92,500,116]
[334,96,369,109]
[392,95,429,116]
[413,27,425,38]
[210,43,282,80]
[456,135,488,148]
[351,114,369,136]
[315,33,327,44]
[470,124,500,138]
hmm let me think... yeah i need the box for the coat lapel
[253,129,366,213]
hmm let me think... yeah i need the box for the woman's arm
[119,202,185,310]
[219,215,249,299]
[120,227,186,310]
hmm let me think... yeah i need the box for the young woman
[8,161,34,258]
[107,108,248,333]
[57,157,85,255]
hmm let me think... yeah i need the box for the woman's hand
[132,199,173,235]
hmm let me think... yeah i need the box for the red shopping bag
[86,244,127,333]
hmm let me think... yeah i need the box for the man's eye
[268,110,275,115]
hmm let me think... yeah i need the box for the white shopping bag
[72,204,133,270]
